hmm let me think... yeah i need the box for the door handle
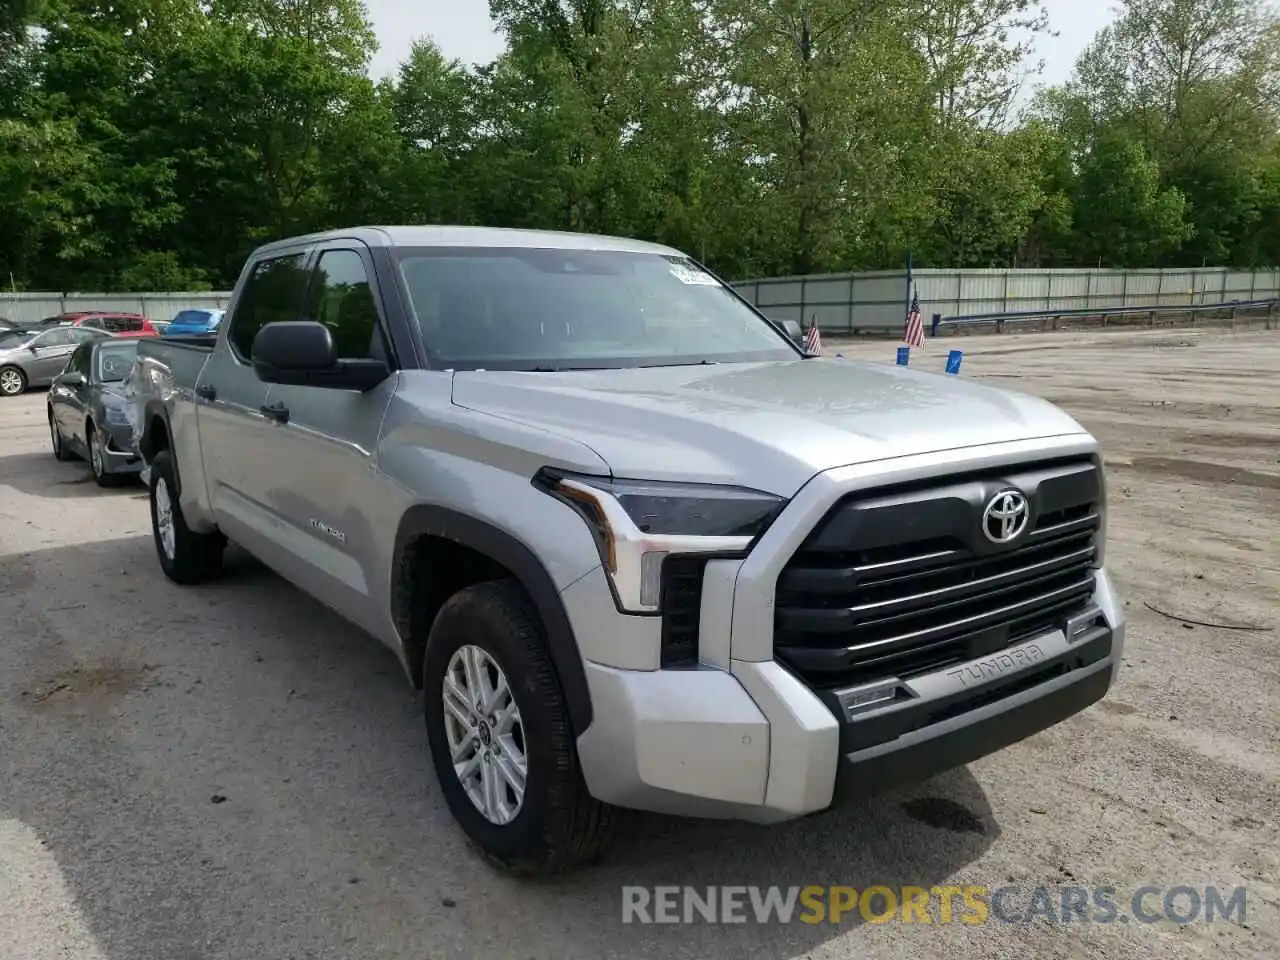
[260,401,290,424]
[195,383,217,401]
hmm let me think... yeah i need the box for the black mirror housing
[251,321,389,392]
[253,321,336,372]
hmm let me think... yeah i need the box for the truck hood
[449,359,1090,496]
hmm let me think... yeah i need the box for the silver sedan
[47,338,145,486]
[0,326,109,396]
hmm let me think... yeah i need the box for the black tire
[0,365,26,397]
[149,450,225,584]
[423,579,614,875]
[49,409,74,461]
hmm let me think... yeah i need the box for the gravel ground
[1,326,1276,960]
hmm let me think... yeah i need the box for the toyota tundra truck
[130,226,1125,874]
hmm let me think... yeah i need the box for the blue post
[931,312,942,337]
[896,346,910,366]
[945,350,963,375]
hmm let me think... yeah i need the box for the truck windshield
[395,247,798,370]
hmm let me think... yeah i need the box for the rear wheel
[423,579,615,875]
[149,450,225,584]
[0,366,25,397]
[49,409,73,461]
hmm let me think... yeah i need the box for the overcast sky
[364,0,1118,92]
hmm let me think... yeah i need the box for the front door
[25,328,79,385]
[194,250,313,558]
[52,341,93,446]
[258,244,399,634]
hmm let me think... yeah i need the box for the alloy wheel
[153,476,176,560]
[442,644,528,825]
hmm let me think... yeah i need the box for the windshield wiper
[638,359,720,368]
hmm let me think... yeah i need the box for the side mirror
[61,372,84,387]
[251,321,389,392]
[780,319,804,344]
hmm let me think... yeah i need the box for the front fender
[392,504,594,736]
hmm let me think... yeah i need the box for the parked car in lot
[0,326,110,396]
[35,312,159,337]
[47,337,144,484]
[162,308,224,336]
[131,226,1125,874]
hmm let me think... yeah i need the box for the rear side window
[227,253,310,359]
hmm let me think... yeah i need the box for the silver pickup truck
[132,226,1125,874]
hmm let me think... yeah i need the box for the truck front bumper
[574,567,1124,823]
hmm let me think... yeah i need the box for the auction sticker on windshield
[667,260,720,285]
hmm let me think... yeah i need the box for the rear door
[195,249,314,556]
[255,243,400,633]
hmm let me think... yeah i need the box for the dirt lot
[1,326,1276,960]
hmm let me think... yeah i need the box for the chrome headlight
[536,469,785,613]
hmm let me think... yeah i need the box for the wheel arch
[139,399,178,490]
[392,504,593,737]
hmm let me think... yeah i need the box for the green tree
[1071,134,1192,266]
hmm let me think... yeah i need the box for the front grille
[660,557,706,667]
[775,457,1101,689]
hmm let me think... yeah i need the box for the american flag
[903,288,925,348]
[803,317,822,355]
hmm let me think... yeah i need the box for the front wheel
[87,423,121,487]
[0,366,26,397]
[49,409,74,461]
[423,580,615,875]
[149,450,225,584]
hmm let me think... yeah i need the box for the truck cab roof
[251,225,683,258]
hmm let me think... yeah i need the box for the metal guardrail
[929,298,1280,337]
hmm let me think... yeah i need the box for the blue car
[163,308,224,337]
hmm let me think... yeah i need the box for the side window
[81,317,104,330]
[227,253,310,360]
[124,316,143,331]
[35,329,70,348]
[304,249,383,360]
[69,344,91,375]
[101,316,125,332]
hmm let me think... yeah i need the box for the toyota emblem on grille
[982,489,1029,544]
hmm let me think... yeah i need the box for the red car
[36,312,160,338]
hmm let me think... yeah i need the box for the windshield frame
[94,342,138,383]
[392,245,803,372]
